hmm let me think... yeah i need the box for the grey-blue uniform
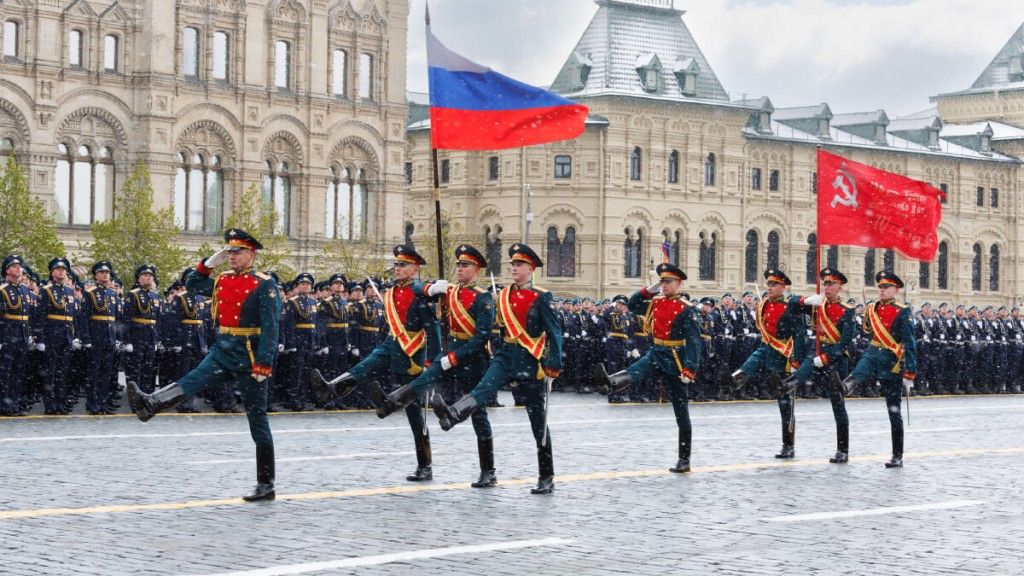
[125,264,162,394]
[319,274,351,387]
[281,272,318,410]
[602,294,634,403]
[39,257,78,414]
[841,270,917,468]
[83,261,120,414]
[0,255,34,415]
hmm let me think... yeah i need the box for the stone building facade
[405,0,1024,306]
[0,0,409,267]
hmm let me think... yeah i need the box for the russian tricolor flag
[427,11,589,151]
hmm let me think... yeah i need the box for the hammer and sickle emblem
[830,164,859,209]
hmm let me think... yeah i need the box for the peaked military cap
[329,273,348,286]
[179,267,196,286]
[267,271,281,285]
[92,261,113,275]
[508,243,543,268]
[967,305,978,312]
[135,264,157,280]
[294,272,315,286]
[983,305,994,313]
[613,294,628,304]
[656,262,686,281]
[742,291,754,298]
[998,306,1008,312]
[223,228,263,251]
[956,304,965,311]
[348,281,364,293]
[393,244,426,265]
[2,254,24,274]
[680,292,691,301]
[700,296,717,306]
[48,257,71,272]
[764,268,791,286]
[722,292,734,299]
[819,267,847,284]
[875,270,904,288]
[846,298,858,305]
[455,244,487,268]
[23,265,39,284]
[938,302,949,310]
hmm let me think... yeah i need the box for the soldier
[602,295,635,403]
[915,303,938,396]
[729,269,805,459]
[167,270,217,413]
[83,261,120,415]
[128,229,282,500]
[125,264,162,397]
[732,292,762,400]
[594,263,700,472]
[1011,308,1024,394]
[431,243,563,494]
[282,272,318,411]
[310,245,441,481]
[38,258,80,415]
[319,274,351,394]
[0,255,34,416]
[839,271,917,468]
[372,244,498,488]
[781,268,856,463]
[696,297,721,402]
[343,282,374,408]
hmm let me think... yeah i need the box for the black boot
[727,370,751,396]
[593,363,634,395]
[781,375,800,396]
[471,436,497,488]
[775,419,795,459]
[371,382,416,419]
[831,416,849,464]
[531,441,554,494]
[885,422,904,468]
[669,427,692,473]
[127,381,186,422]
[407,433,433,481]
[242,445,276,501]
[433,395,478,432]
[309,370,359,406]
[839,375,861,398]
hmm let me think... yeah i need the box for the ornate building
[0,0,409,265]
[405,0,1024,305]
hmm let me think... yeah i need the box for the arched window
[937,241,949,290]
[767,230,780,270]
[332,49,347,96]
[989,245,1000,291]
[359,53,373,100]
[883,249,895,271]
[863,249,876,285]
[623,228,642,278]
[174,152,224,233]
[703,153,716,187]
[262,160,291,235]
[484,225,502,271]
[183,27,199,77]
[403,222,415,247]
[744,230,758,283]
[699,231,717,281]
[212,32,229,80]
[3,20,19,58]
[103,35,118,72]
[919,260,930,290]
[971,243,982,291]
[561,226,577,277]
[769,169,780,192]
[826,245,838,269]
[806,233,817,284]
[630,147,641,181]
[326,166,366,241]
[667,150,679,184]
[69,30,83,67]
[274,40,290,89]
[662,229,683,267]
[54,143,115,226]
[0,138,13,170]
[547,226,563,277]
[554,155,572,178]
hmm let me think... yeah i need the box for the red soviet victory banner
[817,149,945,261]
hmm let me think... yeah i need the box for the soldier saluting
[127,229,282,501]
[431,243,563,495]
[839,270,917,468]
[593,262,700,473]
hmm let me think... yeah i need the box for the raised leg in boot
[127,381,186,422]
[433,394,479,432]
[593,363,634,396]
[371,382,417,419]
[309,370,359,406]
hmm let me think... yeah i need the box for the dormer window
[927,128,940,150]
[1010,54,1023,82]
[980,133,992,154]
[818,118,830,138]
[673,58,699,97]
[759,111,772,133]
[568,51,593,92]
[635,53,661,93]
[874,124,887,145]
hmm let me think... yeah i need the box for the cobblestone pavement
[2,392,1024,575]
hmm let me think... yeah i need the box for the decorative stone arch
[0,97,31,145]
[269,0,307,22]
[262,131,304,166]
[324,119,385,146]
[327,136,381,181]
[262,113,311,141]
[622,206,654,232]
[360,1,389,35]
[56,106,130,149]
[57,90,134,123]
[329,0,360,30]
[477,205,503,231]
[174,121,238,172]
[175,102,244,134]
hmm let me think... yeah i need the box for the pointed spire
[425,1,431,25]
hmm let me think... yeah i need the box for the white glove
[288,348,297,353]
[319,347,330,356]
[427,280,449,297]
[351,348,360,357]
[153,344,159,353]
[204,249,230,269]
[253,374,268,383]
[630,348,641,359]
[903,378,914,393]
[591,314,600,323]
[581,330,588,337]
[803,294,824,306]
[564,332,569,338]
[71,338,82,351]
[36,343,46,352]
[84,343,93,349]
[645,282,661,295]
[278,344,285,352]
[172,346,183,353]
[123,343,134,353]
[440,355,453,371]
[813,355,825,368]
[680,375,693,384]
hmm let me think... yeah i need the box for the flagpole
[815,146,822,360]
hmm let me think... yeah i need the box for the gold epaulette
[532,286,548,293]
[84,285,95,292]
[130,288,140,293]
[474,286,488,294]
[255,272,271,281]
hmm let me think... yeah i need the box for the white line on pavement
[189,450,416,465]
[763,500,985,523]
[181,537,574,576]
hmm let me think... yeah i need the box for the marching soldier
[128,229,282,500]
[372,244,499,488]
[593,263,700,473]
[0,255,34,416]
[83,261,120,415]
[781,268,856,463]
[729,269,805,459]
[310,245,441,482]
[431,243,563,494]
[125,264,161,396]
[839,271,917,468]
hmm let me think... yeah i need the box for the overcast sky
[408,0,1024,117]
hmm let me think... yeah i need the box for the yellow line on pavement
[3,446,1022,521]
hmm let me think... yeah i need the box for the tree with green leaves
[88,161,188,287]
[224,182,295,280]
[0,156,65,272]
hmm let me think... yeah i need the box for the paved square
[2,393,1023,575]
